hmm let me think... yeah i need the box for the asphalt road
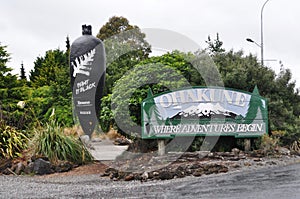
[0,162,299,198]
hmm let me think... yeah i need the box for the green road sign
[142,86,268,139]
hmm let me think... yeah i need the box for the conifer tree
[20,62,26,80]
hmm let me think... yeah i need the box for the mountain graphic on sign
[168,103,240,122]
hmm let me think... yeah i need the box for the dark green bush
[99,94,114,132]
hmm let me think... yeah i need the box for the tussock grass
[31,120,93,165]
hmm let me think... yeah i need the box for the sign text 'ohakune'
[142,87,268,138]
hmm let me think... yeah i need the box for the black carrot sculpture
[70,25,106,137]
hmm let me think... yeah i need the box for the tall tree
[209,40,300,143]
[106,51,205,134]
[0,43,11,75]
[206,33,225,56]
[29,49,69,90]
[97,16,134,40]
[65,36,70,53]
[0,43,19,89]
[0,44,31,129]
[20,62,26,80]
[97,16,151,95]
[29,48,72,125]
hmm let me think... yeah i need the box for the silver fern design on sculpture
[72,48,96,77]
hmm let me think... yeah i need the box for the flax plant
[0,120,28,159]
[31,120,93,164]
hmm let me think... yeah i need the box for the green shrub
[189,137,204,152]
[279,123,300,147]
[0,120,29,159]
[8,87,32,100]
[189,136,237,152]
[0,89,8,100]
[260,134,279,154]
[0,101,37,130]
[99,94,114,132]
[31,120,93,165]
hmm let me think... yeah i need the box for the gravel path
[0,173,176,198]
[1,158,300,199]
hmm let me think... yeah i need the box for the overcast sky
[1,0,299,87]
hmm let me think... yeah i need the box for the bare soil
[39,161,108,178]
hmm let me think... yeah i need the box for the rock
[202,164,211,171]
[187,164,201,170]
[206,166,219,174]
[134,174,142,181]
[175,166,185,178]
[117,171,130,180]
[33,158,52,175]
[207,152,224,160]
[276,147,291,155]
[238,155,247,160]
[109,172,118,180]
[14,162,25,175]
[176,166,185,171]
[114,137,131,146]
[124,174,135,181]
[100,173,109,177]
[31,155,49,162]
[175,171,185,178]
[104,167,118,175]
[249,151,264,158]
[54,161,73,173]
[207,152,214,158]
[24,162,34,174]
[218,166,229,173]
[147,172,154,179]
[193,168,204,177]
[244,162,252,167]
[196,151,210,158]
[159,171,174,180]
[91,137,102,142]
[141,171,149,181]
[228,157,240,161]
[202,164,229,174]
[0,159,12,173]
[221,152,235,157]
[80,135,90,144]
[105,168,119,180]
[232,148,240,156]
[231,163,241,168]
[152,171,159,176]
[80,135,94,149]
[185,169,193,175]
[253,158,262,162]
